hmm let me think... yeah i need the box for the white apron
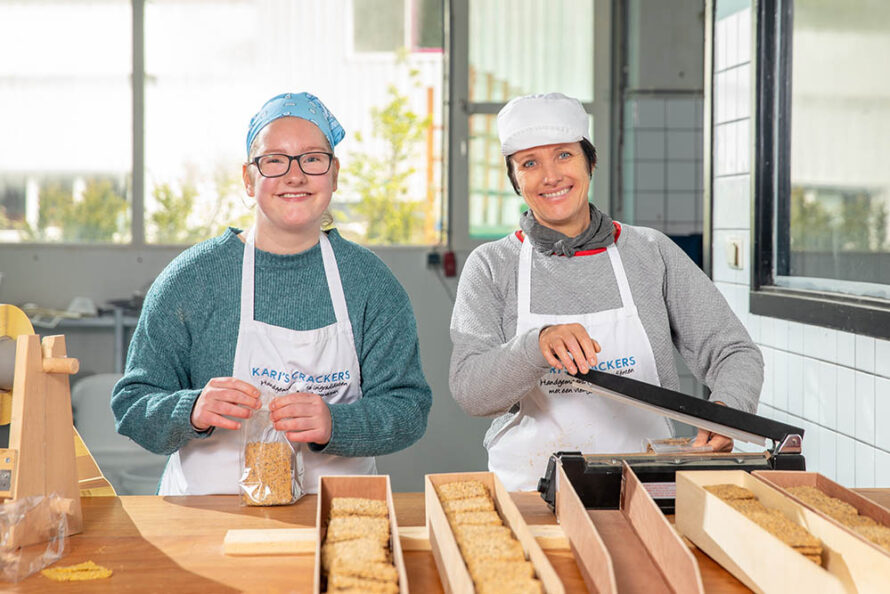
[487,237,672,491]
[159,230,375,495]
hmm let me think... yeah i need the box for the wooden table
[8,490,890,592]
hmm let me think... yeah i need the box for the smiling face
[242,116,338,252]
[510,142,593,237]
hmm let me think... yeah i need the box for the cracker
[454,524,514,543]
[727,498,768,515]
[437,480,490,501]
[854,524,890,550]
[459,534,526,561]
[787,486,860,520]
[328,560,399,583]
[844,513,879,528]
[450,510,503,526]
[467,559,537,582]
[330,496,388,518]
[327,573,400,593]
[475,577,543,594]
[705,484,756,501]
[747,510,821,549]
[321,538,390,572]
[326,516,390,544]
[442,496,496,514]
[241,441,294,506]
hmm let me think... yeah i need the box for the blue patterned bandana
[245,92,345,157]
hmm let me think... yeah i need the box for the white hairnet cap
[497,92,590,156]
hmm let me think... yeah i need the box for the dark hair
[505,138,597,195]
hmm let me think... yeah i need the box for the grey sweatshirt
[449,224,763,447]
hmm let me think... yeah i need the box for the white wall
[711,2,890,487]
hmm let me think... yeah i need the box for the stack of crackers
[787,485,890,552]
[436,480,543,594]
[321,497,399,593]
[704,484,823,564]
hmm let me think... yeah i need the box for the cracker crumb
[41,561,113,582]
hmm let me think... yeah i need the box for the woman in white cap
[113,92,432,495]
[449,92,762,491]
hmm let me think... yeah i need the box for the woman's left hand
[692,400,733,452]
[692,428,733,452]
[269,392,332,446]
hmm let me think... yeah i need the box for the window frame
[751,0,890,340]
[447,0,609,252]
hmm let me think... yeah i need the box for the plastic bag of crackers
[0,494,67,582]
[239,390,304,506]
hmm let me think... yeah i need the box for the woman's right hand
[191,377,261,431]
[538,324,601,375]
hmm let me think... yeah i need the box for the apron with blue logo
[487,237,671,491]
[159,229,374,495]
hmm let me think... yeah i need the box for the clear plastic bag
[645,436,713,454]
[239,391,304,506]
[0,493,69,582]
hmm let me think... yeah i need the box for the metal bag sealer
[537,369,805,514]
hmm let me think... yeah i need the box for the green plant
[148,165,254,244]
[26,178,129,242]
[341,61,435,245]
[149,182,201,244]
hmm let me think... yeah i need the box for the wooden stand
[0,305,83,550]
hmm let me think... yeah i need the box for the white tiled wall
[712,1,887,487]
[623,95,704,236]
[622,90,707,409]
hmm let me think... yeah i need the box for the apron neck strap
[240,227,258,323]
[318,232,349,324]
[240,229,349,325]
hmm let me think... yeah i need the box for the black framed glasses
[248,152,334,177]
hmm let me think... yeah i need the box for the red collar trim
[514,221,622,256]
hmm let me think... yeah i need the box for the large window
[0,0,132,244]
[752,0,890,338]
[464,0,595,240]
[351,0,442,53]
[0,0,444,247]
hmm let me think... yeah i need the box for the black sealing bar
[572,368,804,445]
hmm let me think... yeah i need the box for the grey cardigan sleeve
[657,234,764,413]
[449,249,550,417]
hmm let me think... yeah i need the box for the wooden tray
[314,474,409,593]
[555,461,703,594]
[753,471,890,583]
[424,471,564,594]
[676,470,850,594]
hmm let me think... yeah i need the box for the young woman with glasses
[113,92,432,495]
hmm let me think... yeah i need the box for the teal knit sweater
[112,228,432,458]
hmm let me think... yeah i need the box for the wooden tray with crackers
[314,475,409,594]
[753,471,890,584]
[425,471,563,594]
[675,469,853,593]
